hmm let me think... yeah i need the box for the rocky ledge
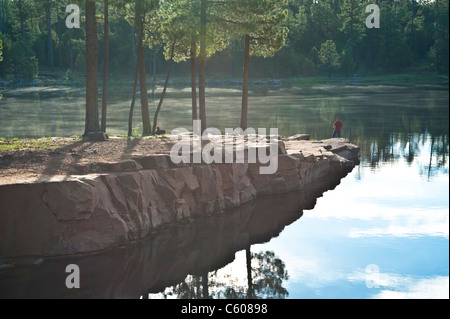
[0,137,359,261]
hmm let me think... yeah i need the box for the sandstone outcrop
[0,137,359,261]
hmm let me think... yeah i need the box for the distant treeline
[0,0,448,81]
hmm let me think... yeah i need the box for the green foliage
[319,40,341,77]
[72,39,86,73]
[65,68,74,80]
[0,34,12,76]
[9,40,38,80]
[131,124,141,138]
[0,0,448,81]
[215,0,289,58]
[276,46,316,77]
[428,0,449,74]
[339,0,365,43]
[139,0,230,64]
[0,38,2,99]
[340,45,354,76]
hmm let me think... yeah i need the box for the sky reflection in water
[239,135,449,299]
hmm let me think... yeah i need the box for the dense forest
[0,0,448,83]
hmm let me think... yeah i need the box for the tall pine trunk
[240,35,250,131]
[101,0,109,133]
[410,1,416,51]
[152,41,175,135]
[198,0,207,133]
[128,60,139,137]
[136,1,152,135]
[366,32,372,70]
[46,4,53,69]
[190,41,198,121]
[57,9,62,68]
[69,27,73,70]
[84,0,100,135]
[153,45,157,81]
[18,0,26,43]
[131,26,137,60]
[68,0,73,70]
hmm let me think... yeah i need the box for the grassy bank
[0,137,80,151]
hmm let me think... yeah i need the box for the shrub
[8,40,39,80]
[65,68,74,81]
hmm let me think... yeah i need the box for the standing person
[332,117,343,138]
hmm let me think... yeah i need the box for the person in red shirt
[332,117,343,138]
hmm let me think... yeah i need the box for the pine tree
[318,39,341,77]
[217,0,288,130]
[339,0,364,74]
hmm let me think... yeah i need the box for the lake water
[0,84,448,299]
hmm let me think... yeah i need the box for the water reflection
[0,176,340,299]
[256,132,448,298]
[0,85,447,299]
[154,249,289,300]
[360,133,449,179]
[216,250,289,299]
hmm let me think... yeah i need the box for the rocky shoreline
[0,136,359,261]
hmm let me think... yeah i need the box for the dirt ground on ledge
[0,137,175,185]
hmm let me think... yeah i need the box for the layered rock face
[0,138,359,261]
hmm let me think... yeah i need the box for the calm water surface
[0,84,448,299]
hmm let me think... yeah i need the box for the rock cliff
[0,137,359,261]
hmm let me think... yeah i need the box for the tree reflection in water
[157,248,289,299]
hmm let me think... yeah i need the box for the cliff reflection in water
[0,176,341,299]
